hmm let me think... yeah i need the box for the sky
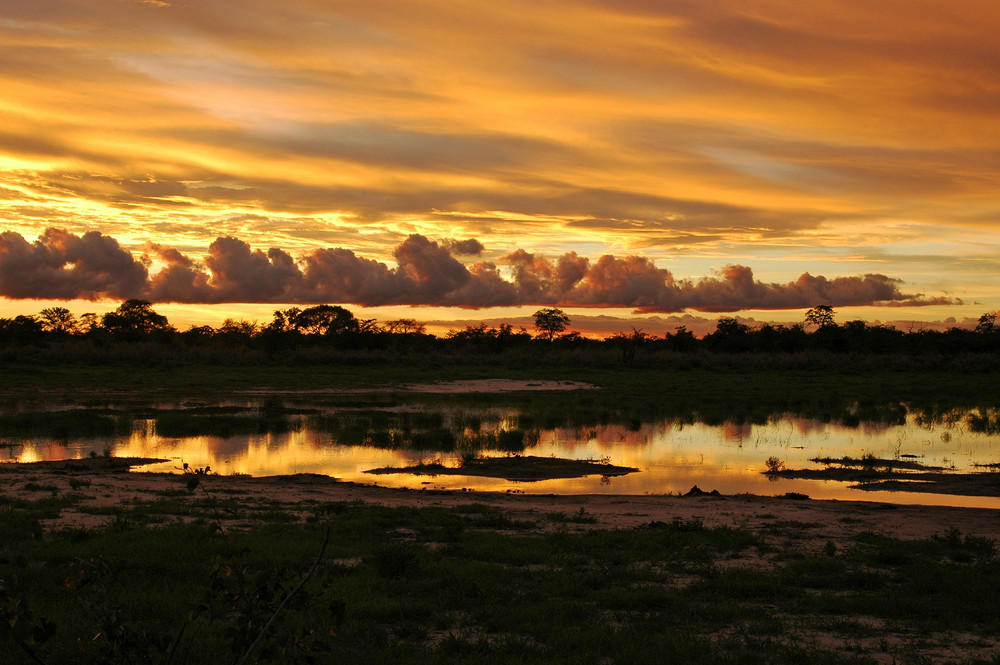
[1,0,999,334]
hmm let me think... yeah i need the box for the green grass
[2,497,998,664]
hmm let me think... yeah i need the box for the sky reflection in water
[5,402,1000,509]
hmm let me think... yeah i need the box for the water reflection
[3,400,1000,508]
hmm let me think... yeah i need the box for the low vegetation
[2,485,999,664]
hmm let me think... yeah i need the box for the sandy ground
[4,459,999,547]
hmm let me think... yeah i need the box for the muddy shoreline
[3,459,998,547]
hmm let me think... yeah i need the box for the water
[3,399,1000,508]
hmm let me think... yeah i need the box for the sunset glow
[2,1,999,326]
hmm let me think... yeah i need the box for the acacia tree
[38,306,78,334]
[805,305,836,329]
[217,319,260,339]
[384,319,426,335]
[532,308,570,342]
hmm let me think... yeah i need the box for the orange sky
[1,1,998,326]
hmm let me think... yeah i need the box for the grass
[2,493,999,664]
[1,360,997,411]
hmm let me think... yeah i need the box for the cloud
[0,229,954,312]
[498,250,936,311]
[670,268,924,312]
[442,238,484,255]
[144,242,214,302]
[0,228,148,299]
[202,237,302,302]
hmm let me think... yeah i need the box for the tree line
[0,300,998,362]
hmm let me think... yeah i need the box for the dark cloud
[299,248,401,305]
[0,228,953,311]
[442,238,484,255]
[0,228,148,299]
[669,268,924,312]
[202,237,302,302]
[393,235,471,301]
[144,242,215,302]
[498,250,949,312]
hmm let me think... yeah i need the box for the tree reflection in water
[3,398,1000,507]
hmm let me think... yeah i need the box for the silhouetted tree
[975,311,998,334]
[268,307,302,333]
[447,323,530,353]
[607,327,648,366]
[217,318,260,340]
[753,324,783,352]
[703,317,753,352]
[805,305,836,329]
[448,323,489,341]
[38,307,78,334]
[293,305,358,336]
[101,300,173,338]
[775,323,808,352]
[0,315,43,344]
[181,325,215,341]
[533,308,570,342]
[384,319,426,335]
[78,313,100,334]
[664,325,698,352]
[494,323,530,348]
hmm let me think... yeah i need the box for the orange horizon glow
[0,297,985,340]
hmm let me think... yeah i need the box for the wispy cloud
[1,1,998,310]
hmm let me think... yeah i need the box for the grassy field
[2,357,996,408]
[2,480,1000,665]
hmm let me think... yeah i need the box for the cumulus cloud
[203,237,302,302]
[669,268,916,312]
[0,228,954,312]
[498,250,939,312]
[0,228,148,299]
[144,241,214,302]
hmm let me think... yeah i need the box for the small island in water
[365,455,639,481]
